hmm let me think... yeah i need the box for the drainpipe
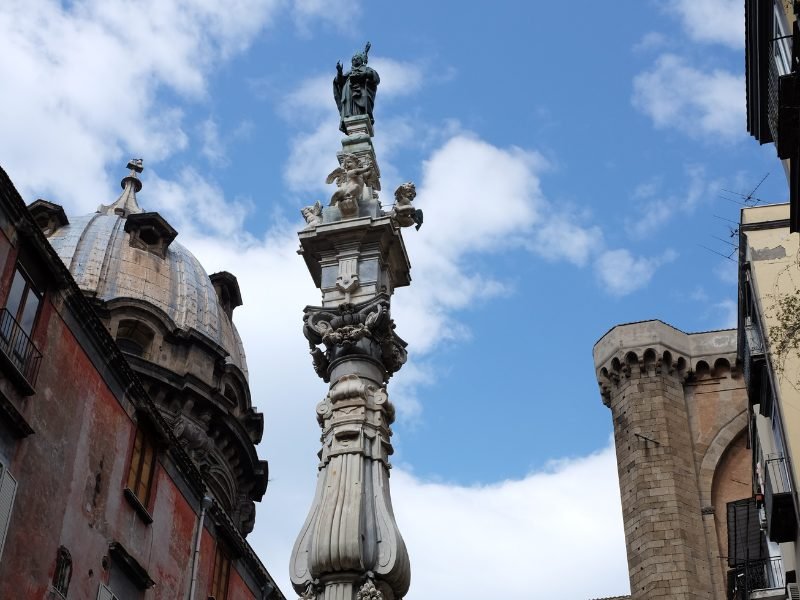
[189,496,214,599]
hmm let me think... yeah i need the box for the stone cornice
[593,320,739,406]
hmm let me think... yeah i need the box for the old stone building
[593,322,751,600]
[0,161,285,599]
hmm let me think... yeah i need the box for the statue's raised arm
[332,41,380,134]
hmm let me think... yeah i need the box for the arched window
[115,320,155,359]
[223,384,238,407]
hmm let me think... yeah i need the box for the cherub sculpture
[325,153,380,219]
[300,201,323,228]
[388,182,423,230]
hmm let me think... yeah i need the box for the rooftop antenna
[720,172,770,206]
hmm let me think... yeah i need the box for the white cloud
[595,248,678,296]
[632,54,744,141]
[625,165,722,238]
[391,443,629,599]
[199,118,228,166]
[531,215,603,266]
[633,31,669,53]
[714,298,738,328]
[666,0,745,49]
[0,0,342,214]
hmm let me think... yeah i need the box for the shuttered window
[126,428,156,507]
[727,497,768,566]
[210,543,231,600]
[0,463,18,561]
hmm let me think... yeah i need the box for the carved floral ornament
[303,298,408,382]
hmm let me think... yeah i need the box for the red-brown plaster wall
[0,291,233,599]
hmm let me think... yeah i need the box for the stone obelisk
[290,44,417,600]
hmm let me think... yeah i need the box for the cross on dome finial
[97,158,145,217]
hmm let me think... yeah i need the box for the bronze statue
[333,42,380,133]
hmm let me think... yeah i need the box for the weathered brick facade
[0,164,284,599]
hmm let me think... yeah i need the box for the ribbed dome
[46,168,248,378]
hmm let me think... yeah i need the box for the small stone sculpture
[300,201,323,228]
[326,154,379,219]
[333,42,380,134]
[355,580,384,600]
[388,182,423,230]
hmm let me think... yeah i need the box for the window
[209,543,231,600]
[125,427,156,517]
[5,267,41,336]
[0,462,17,562]
[773,4,792,76]
[0,265,43,390]
[52,546,72,598]
[115,320,154,359]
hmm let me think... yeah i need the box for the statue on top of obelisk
[333,42,380,134]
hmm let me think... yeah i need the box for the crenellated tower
[290,44,417,600]
[594,321,750,600]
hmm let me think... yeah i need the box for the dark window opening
[223,384,237,407]
[52,545,72,597]
[115,320,154,359]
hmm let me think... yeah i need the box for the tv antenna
[719,172,769,207]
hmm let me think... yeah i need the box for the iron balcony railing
[728,557,785,600]
[764,454,798,543]
[0,307,41,389]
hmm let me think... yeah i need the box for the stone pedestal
[291,112,412,600]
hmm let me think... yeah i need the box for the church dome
[47,212,248,376]
[32,160,266,535]
[45,166,247,377]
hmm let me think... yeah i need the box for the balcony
[0,307,41,394]
[764,455,798,543]
[741,318,767,400]
[728,557,785,600]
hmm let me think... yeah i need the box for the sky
[0,0,787,598]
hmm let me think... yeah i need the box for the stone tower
[290,46,416,600]
[594,321,750,600]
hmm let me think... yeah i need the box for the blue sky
[0,0,784,597]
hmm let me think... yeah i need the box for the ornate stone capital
[303,295,407,383]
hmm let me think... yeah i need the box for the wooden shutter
[727,497,768,566]
[0,465,17,560]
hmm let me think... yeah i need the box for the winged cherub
[325,153,380,219]
[300,201,323,228]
